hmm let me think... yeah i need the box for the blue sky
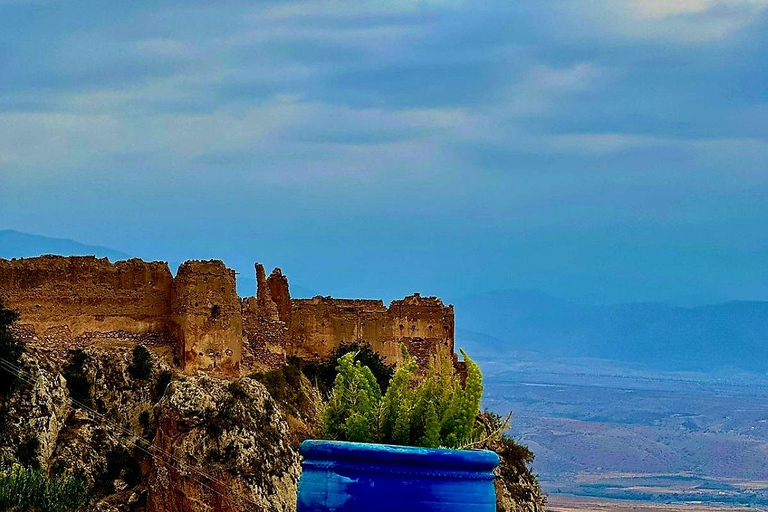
[1,0,767,305]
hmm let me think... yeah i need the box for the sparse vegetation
[63,350,91,408]
[321,346,484,449]
[0,465,87,512]
[478,410,546,511]
[250,359,312,417]
[0,300,24,398]
[127,345,152,380]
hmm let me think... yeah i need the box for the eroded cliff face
[0,344,301,512]
[148,375,299,512]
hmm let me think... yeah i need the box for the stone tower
[171,260,242,374]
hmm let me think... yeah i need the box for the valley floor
[548,495,767,512]
[478,354,768,508]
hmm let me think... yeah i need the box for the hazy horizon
[3,228,767,309]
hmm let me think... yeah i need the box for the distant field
[548,495,767,512]
[480,355,768,507]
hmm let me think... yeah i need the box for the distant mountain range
[0,230,316,298]
[454,290,768,373]
[0,230,131,262]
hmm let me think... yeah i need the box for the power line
[0,356,272,512]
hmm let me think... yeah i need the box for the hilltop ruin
[0,256,455,376]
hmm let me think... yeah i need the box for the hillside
[0,230,130,262]
[455,290,768,372]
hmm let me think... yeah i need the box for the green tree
[301,341,394,393]
[127,345,152,380]
[321,353,382,442]
[0,300,24,397]
[379,345,417,444]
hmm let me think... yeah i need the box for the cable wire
[0,355,271,512]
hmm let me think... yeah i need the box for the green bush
[321,353,382,442]
[0,300,24,398]
[0,465,87,512]
[321,347,484,449]
[63,350,91,408]
[300,342,394,394]
[127,346,152,380]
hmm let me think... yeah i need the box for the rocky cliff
[0,343,303,512]
[0,343,545,512]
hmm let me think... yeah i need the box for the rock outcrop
[0,344,301,512]
[148,375,299,512]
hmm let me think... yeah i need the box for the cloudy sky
[1,0,767,305]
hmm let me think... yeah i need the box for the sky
[1,0,767,305]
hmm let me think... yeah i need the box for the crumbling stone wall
[0,256,456,375]
[266,268,291,324]
[288,297,393,360]
[171,260,242,375]
[0,256,174,353]
[285,293,454,365]
[389,293,455,367]
[241,296,287,371]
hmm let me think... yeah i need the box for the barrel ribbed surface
[297,440,500,512]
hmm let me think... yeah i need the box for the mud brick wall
[287,294,454,365]
[171,260,242,375]
[0,255,456,375]
[0,255,173,344]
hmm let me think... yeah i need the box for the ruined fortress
[0,256,455,375]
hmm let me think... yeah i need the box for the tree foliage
[301,341,394,394]
[127,345,152,380]
[0,300,24,397]
[321,346,484,449]
[321,353,382,442]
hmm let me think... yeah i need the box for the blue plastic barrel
[297,440,500,511]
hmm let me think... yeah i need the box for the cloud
[542,133,660,155]
[633,0,768,19]
[1,0,768,305]
[560,0,768,43]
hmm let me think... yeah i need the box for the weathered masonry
[0,256,455,376]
